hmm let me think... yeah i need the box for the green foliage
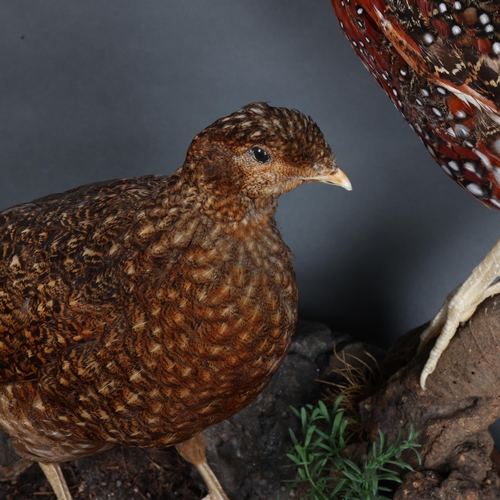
[286,398,421,500]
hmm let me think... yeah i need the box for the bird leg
[419,238,500,389]
[175,432,229,500]
[0,458,33,482]
[38,462,72,500]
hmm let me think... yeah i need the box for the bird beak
[302,167,352,191]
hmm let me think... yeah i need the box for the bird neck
[202,188,278,223]
[169,165,279,227]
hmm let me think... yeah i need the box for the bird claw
[418,268,500,389]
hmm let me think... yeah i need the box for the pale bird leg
[38,462,72,500]
[176,432,229,500]
[419,239,500,389]
[0,458,33,482]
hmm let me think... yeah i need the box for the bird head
[183,102,352,203]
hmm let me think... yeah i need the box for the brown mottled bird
[0,102,351,499]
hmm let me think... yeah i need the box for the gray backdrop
[1,0,498,351]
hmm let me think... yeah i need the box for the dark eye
[249,146,271,164]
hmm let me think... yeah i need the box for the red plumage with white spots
[331,0,500,388]
[333,0,500,207]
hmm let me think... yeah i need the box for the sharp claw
[420,370,428,390]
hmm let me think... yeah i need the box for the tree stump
[360,295,500,499]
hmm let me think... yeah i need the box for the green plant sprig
[286,397,421,500]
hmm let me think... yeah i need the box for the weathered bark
[360,295,500,499]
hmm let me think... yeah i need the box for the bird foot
[419,243,500,389]
[0,458,33,482]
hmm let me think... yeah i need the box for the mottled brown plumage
[0,102,351,498]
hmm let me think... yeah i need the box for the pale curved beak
[303,167,352,191]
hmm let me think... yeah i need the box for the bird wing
[0,175,175,383]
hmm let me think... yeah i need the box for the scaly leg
[176,432,229,500]
[38,462,72,500]
[419,238,500,389]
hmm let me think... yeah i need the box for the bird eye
[249,146,271,164]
